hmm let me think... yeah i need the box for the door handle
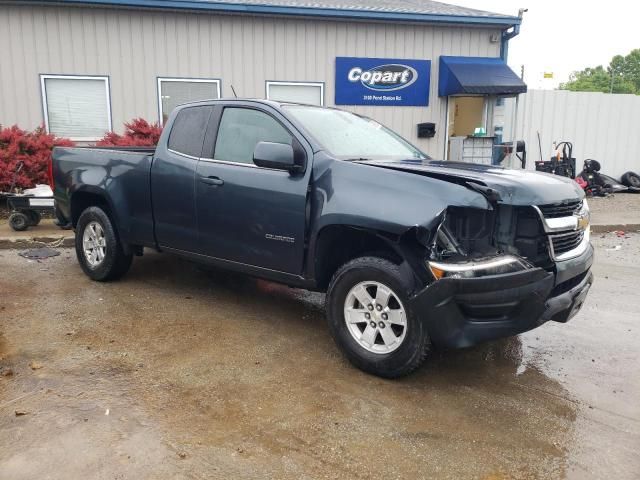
[200,176,224,186]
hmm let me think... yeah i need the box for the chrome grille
[537,200,582,218]
[533,200,588,260]
[550,230,585,255]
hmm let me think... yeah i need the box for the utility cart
[1,162,55,231]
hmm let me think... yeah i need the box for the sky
[451,0,639,88]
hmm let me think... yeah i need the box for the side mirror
[253,141,297,171]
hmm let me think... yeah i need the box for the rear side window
[168,106,212,157]
[213,108,292,164]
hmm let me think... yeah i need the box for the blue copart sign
[335,57,431,106]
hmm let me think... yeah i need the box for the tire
[26,210,41,226]
[326,256,430,378]
[75,206,133,281]
[9,212,29,231]
[621,171,640,188]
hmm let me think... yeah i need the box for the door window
[168,106,212,158]
[213,108,292,165]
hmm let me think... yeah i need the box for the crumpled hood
[360,159,584,206]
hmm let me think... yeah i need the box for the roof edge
[31,0,521,27]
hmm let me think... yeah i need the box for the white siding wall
[503,90,640,178]
[0,4,501,155]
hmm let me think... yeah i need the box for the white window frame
[265,81,325,106]
[40,74,112,141]
[157,77,222,124]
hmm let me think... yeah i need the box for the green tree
[560,49,639,94]
[610,49,640,92]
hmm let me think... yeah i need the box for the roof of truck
[34,0,521,27]
[176,98,341,110]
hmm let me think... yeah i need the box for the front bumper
[412,244,594,349]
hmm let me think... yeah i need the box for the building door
[446,96,489,162]
[449,97,485,136]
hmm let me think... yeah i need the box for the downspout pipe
[501,8,526,60]
[500,23,520,61]
[501,10,525,168]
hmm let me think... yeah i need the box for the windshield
[283,105,428,161]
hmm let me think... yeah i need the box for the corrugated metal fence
[503,89,640,178]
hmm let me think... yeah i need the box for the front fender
[307,158,489,258]
[310,159,490,235]
[304,158,491,285]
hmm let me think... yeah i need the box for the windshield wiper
[344,157,372,162]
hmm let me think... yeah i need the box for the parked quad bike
[577,159,640,197]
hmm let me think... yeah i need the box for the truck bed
[52,146,156,248]
[78,146,157,154]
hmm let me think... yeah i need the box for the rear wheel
[326,257,430,378]
[75,206,132,281]
[26,210,41,226]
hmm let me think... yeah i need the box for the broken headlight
[428,255,531,280]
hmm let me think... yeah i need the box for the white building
[0,0,526,159]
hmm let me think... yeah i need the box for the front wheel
[75,206,133,281]
[326,257,431,378]
[9,212,30,231]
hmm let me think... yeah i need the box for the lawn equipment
[535,140,576,179]
[577,159,640,197]
[1,162,56,231]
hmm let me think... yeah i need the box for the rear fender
[70,185,131,254]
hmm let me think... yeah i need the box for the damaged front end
[411,201,593,349]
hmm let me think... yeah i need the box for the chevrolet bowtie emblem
[576,213,590,231]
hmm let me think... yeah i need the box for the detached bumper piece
[411,266,593,349]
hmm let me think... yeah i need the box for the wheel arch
[70,187,131,255]
[309,223,427,292]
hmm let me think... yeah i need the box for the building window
[40,75,112,140]
[158,78,221,125]
[266,81,324,106]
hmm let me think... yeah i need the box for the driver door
[195,105,310,274]
[151,105,212,252]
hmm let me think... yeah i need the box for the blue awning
[439,56,527,97]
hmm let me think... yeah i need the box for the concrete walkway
[0,219,74,249]
[0,194,638,248]
[588,194,640,233]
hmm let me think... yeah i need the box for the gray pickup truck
[52,99,593,378]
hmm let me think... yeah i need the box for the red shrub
[96,118,163,146]
[0,125,74,192]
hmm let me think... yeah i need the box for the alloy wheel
[343,281,407,354]
[82,221,107,268]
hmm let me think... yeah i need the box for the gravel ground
[1,234,639,479]
[588,194,640,228]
